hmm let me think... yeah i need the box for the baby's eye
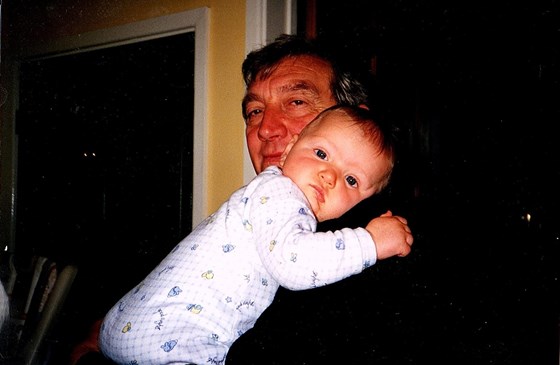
[314,149,327,160]
[346,175,358,187]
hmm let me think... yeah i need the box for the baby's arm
[366,210,414,260]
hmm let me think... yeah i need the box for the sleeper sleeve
[246,170,377,291]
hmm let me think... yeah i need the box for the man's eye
[247,109,261,118]
[245,109,262,124]
[346,175,358,187]
[314,149,327,160]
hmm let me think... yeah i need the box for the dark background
[228,1,559,364]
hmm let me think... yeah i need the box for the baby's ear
[279,134,299,167]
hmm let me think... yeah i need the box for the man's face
[243,55,337,174]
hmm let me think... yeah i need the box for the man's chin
[262,159,281,171]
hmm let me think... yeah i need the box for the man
[71,34,410,365]
[226,34,411,363]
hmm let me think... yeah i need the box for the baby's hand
[365,210,413,260]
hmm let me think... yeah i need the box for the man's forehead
[278,80,316,93]
[243,55,335,107]
[256,55,333,81]
[245,78,319,101]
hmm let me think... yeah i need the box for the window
[3,8,209,361]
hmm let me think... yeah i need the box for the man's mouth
[262,153,282,168]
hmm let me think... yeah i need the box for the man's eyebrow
[242,93,260,105]
[279,81,318,94]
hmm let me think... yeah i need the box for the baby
[100,104,413,364]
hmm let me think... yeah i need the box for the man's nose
[258,108,287,141]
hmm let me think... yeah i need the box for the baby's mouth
[310,184,325,204]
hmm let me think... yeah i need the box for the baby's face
[281,115,391,222]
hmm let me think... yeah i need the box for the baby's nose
[320,169,336,187]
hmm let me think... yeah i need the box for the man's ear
[279,134,299,167]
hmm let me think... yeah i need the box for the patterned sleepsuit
[99,166,377,365]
